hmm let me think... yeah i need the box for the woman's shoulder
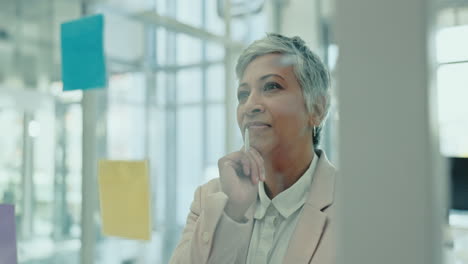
[192,178,223,203]
[199,177,222,193]
[189,178,226,213]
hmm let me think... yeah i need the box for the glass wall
[0,88,83,263]
[0,0,267,263]
[91,0,267,261]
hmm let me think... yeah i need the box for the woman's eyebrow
[259,73,286,82]
[238,73,285,89]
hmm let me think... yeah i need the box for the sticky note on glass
[0,204,18,264]
[98,160,151,240]
[61,14,107,91]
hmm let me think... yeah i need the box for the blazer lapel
[283,205,327,263]
[283,150,336,264]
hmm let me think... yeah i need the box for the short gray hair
[235,33,331,146]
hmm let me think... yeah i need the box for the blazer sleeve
[169,182,254,264]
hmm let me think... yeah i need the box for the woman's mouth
[249,124,270,129]
[245,121,271,130]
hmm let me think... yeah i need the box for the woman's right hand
[218,147,265,222]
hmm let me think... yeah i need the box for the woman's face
[237,53,315,155]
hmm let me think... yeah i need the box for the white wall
[335,0,448,263]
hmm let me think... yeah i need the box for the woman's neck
[262,144,315,199]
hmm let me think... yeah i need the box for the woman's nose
[245,94,265,115]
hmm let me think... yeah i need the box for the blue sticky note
[0,204,18,264]
[61,14,107,91]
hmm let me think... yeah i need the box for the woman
[170,33,336,264]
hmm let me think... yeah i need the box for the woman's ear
[308,111,320,128]
[308,96,327,127]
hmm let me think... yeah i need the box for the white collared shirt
[246,155,319,264]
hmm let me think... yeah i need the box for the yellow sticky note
[98,160,151,240]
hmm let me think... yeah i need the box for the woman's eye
[237,91,249,102]
[264,82,282,91]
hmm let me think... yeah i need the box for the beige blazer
[170,150,337,264]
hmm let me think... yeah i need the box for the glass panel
[0,109,23,206]
[0,1,272,262]
[231,13,267,44]
[205,0,225,35]
[232,18,249,42]
[104,13,145,63]
[0,94,82,262]
[156,0,167,15]
[63,104,83,240]
[177,0,202,28]
[206,42,225,62]
[107,103,146,159]
[108,73,146,104]
[176,106,203,226]
[32,108,55,238]
[149,107,166,229]
[437,63,468,157]
[95,0,154,12]
[246,12,267,42]
[107,73,147,159]
[156,73,166,106]
[20,102,82,263]
[206,63,225,102]
[156,28,167,66]
[176,34,202,65]
[176,68,202,104]
[436,25,468,63]
[206,104,225,165]
[97,73,148,263]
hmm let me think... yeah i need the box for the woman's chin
[250,142,271,156]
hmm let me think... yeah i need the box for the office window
[436,25,468,63]
[177,34,203,65]
[206,64,225,101]
[177,0,203,28]
[176,106,204,225]
[436,25,468,157]
[176,68,203,104]
[205,0,225,35]
[107,73,147,160]
[207,104,226,165]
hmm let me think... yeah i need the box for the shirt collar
[254,154,319,220]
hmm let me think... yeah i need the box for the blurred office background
[0,0,467,263]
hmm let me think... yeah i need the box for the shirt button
[274,217,280,227]
[202,232,210,243]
